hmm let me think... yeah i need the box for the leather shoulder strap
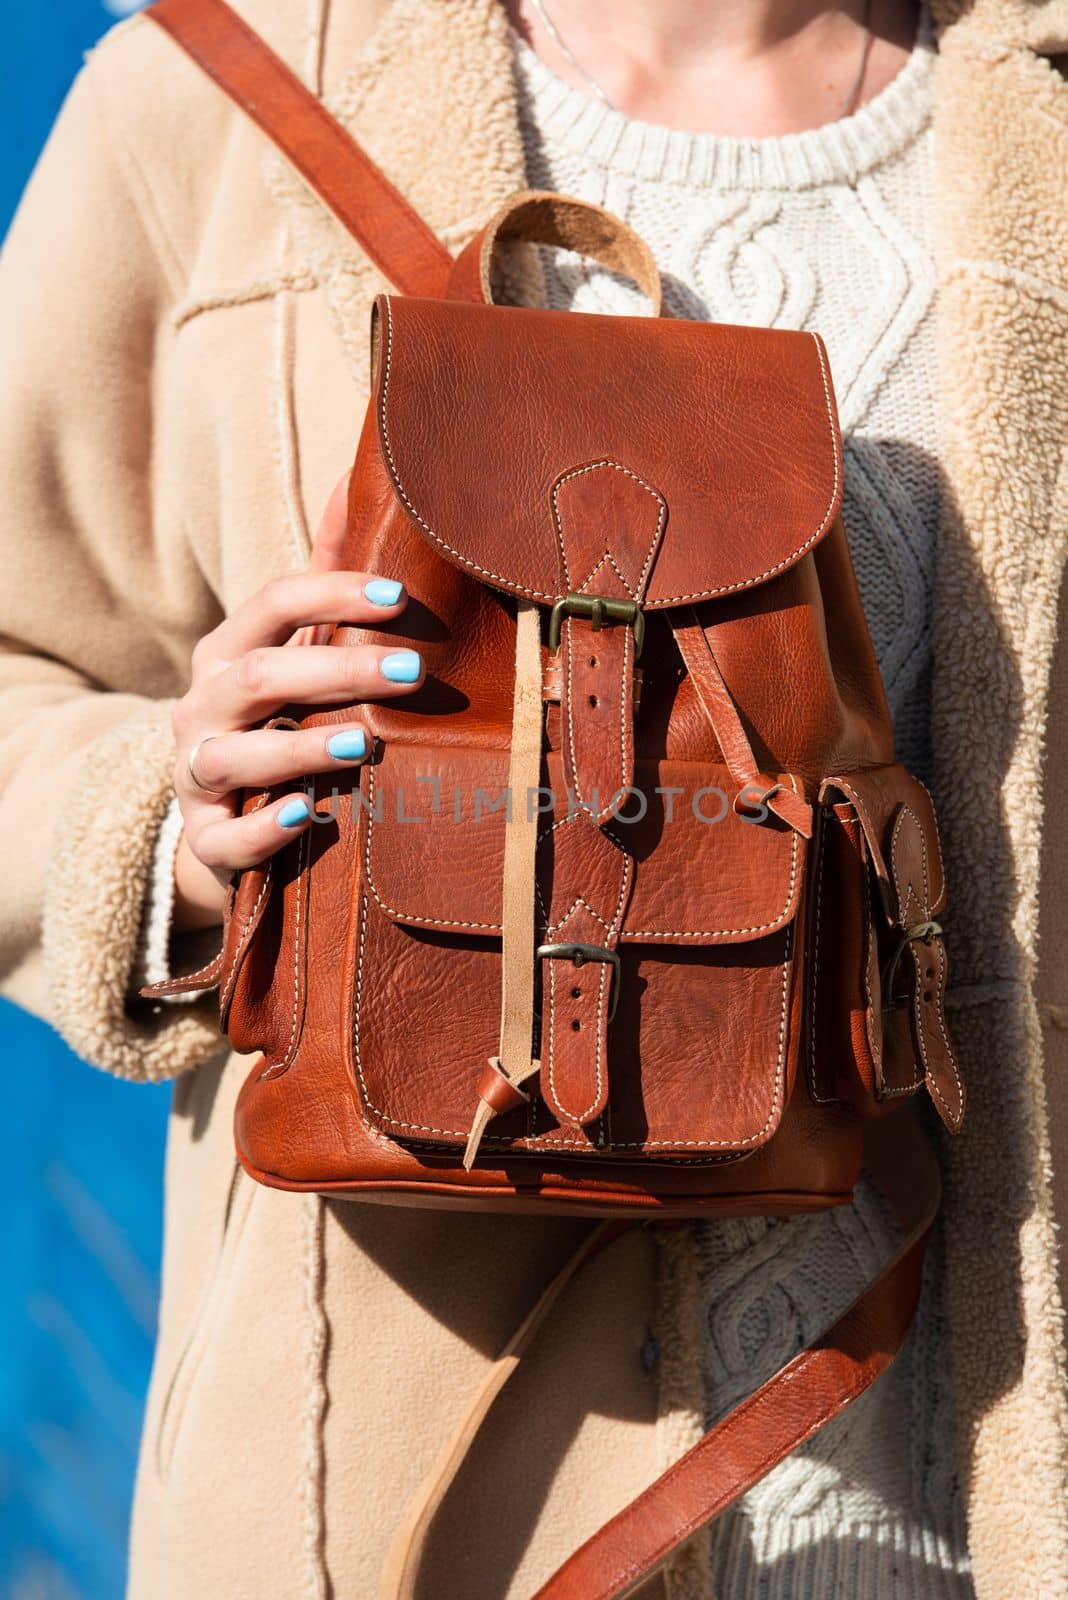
[147,0,454,297]
[384,1117,939,1600]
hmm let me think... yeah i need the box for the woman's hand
[171,474,423,931]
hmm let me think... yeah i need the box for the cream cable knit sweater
[509,17,974,1600]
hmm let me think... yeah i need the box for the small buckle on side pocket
[881,919,943,1003]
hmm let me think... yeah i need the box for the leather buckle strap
[535,815,632,1131]
[536,942,622,1023]
[547,594,645,660]
[550,465,666,825]
[882,918,943,999]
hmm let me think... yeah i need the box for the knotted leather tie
[462,600,544,1168]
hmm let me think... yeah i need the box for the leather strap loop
[461,600,544,1168]
[672,609,813,839]
[448,190,664,314]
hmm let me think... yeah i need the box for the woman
[1,0,1066,1595]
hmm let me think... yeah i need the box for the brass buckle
[881,919,942,1000]
[547,593,645,660]
[535,941,622,1021]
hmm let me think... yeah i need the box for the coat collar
[931,0,1068,52]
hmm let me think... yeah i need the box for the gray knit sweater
[511,16,974,1598]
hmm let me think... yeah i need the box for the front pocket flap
[819,764,945,923]
[373,294,841,609]
[362,743,803,945]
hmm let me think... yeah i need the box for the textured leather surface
[141,0,962,1222]
[372,293,842,610]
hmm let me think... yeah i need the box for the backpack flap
[372,293,841,820]
[371,294,842,610]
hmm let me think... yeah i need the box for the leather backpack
[146,3,966,1595]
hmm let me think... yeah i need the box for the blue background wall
[1,6,169,1598]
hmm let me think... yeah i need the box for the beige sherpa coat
[2,0,1067,1595]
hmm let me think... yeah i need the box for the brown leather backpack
[147,3,965,1595]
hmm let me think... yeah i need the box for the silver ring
[187,734,228,794]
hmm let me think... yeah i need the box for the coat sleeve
[0,46,224,1081]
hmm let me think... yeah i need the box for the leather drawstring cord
[299,1193,328,1599]
[462,600,545,1168]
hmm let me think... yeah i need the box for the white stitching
[352,886,796,1153]
[221,865,273,1013]
[378,305,840,605]
[824,777,884,882]
[891,804,930,924]
[259,825,309,1079]
[219,790,273,1010]
[577,551,635,598]
[912,933,964,1123]
[562,609,634,820]
[913,776,947,908]
[550,460,666,596]
[544,848,631,1126]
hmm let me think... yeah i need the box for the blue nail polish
[380,649,421,684]
[364,578,404,607]
[327,730,367,761]
[279,797,311,828]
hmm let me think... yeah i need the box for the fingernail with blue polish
[381,649,421,684]
[279,797,311,828]
[327,729,367,762]
[364,578,404,607]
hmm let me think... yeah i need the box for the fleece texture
[0,0,1066,1595]
[928,11,1068,1594]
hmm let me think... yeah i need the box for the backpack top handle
[447,190,664,315]
[148,0,663,314]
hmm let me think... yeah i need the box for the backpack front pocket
[350,741,807,1162]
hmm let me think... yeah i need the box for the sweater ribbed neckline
[512,12,935,191]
